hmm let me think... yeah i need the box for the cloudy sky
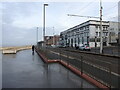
[0,0,119,47]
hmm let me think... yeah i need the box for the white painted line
[49,50,120,77]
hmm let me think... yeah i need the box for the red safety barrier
[59,60,109,89]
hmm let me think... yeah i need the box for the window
[89,38,95,42]
[103,27,105,31]
[75,38,76,43]
[97,38,100,42]
[82,37,84,44]
[96,25,98,29]
[78,38,80,44]
[86,26,89,29]
[84,33,86,37]
[106,27,108,30]
[96,32,98,36]
[106,32,108,36]
[99,32,101,37]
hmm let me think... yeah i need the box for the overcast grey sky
[0,0,119,47]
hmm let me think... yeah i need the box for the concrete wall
[108,22,118,45]
[89,25,96,38]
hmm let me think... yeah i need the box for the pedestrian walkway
[2,50,96,88]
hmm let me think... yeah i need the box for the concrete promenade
[2,50,97,88]
[0,46,32,54]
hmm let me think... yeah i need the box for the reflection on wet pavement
[2,50,97,88]
[0,51,2,89]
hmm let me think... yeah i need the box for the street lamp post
[43,4,48,47]
[53,27,54,45]
[36,27,38,44]
[100,0,103,54]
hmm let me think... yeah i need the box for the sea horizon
[1,43,36,48]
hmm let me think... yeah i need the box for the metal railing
[36,45,119,88]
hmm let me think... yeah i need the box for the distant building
[37,41,44,47]
[108,22,119,45]
[60,20,118,48]
[44,35,60,46]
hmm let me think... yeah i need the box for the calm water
[2,50,97,88]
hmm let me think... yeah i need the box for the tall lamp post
[53,27,54,45]
[100,0,103,54]
[36,27,38,44]
[43,4,48,47]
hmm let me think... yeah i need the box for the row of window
[96,32,108,37]
[67,37,89,44]
[66,38,101,44]
[64,31,89,37]
[78,26,89,31]
[67,26,89,35]
[96,26,108,31]
[61,25,109,40]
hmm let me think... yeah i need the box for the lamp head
[44,4,48,6]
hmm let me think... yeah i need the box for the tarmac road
[43,47,119,88]
[50,47,119,75]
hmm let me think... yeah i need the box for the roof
[61,20,109,34]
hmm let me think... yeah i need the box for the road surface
[2,50,96,88]
[40,47,119,88]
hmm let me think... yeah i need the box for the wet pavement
[2,50,97,88]
[0,51,2,89]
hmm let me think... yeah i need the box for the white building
[108,22,119,45]
[60,20,118,48]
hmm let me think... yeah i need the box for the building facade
[108,22,119,45]
[60,20,118,48]
[44,35,60,46]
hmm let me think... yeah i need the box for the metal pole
[43,4,48,47]
[109,62,111,88]
[100,0,103,54]
[81,56,83,75]
[43,4,45,42]
[67,50,69,66]
[36,27,38,44]
[53,27,54,45]
[59,48,61,61]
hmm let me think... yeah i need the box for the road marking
[49,50,120,77]
[50,51,75,59]
[68,50,119,64]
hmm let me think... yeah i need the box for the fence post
[59,48,61,61]
[46,46,48,61]
[81,56,83,75]
[112,48,113,54]
[67,50,69,66]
